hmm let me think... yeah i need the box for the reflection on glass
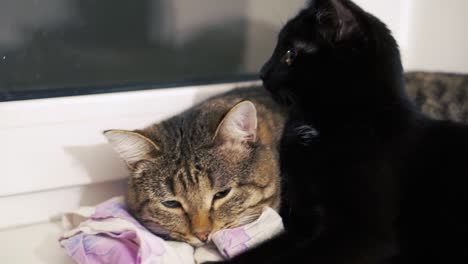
[0,0,305,101]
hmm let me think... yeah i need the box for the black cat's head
[260,0,402,107]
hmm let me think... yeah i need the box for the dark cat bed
[405,71,468,122]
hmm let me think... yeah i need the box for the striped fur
[113,86,287,246]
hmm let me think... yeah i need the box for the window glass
[0,0,306,101]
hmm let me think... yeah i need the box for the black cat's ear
[103,129,160,170]
[310,0,359,42]
[213,101,258,150]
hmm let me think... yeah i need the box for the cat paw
[294,125,319,146]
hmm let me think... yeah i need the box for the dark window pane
[0,0,305,101]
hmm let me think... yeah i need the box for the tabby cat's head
[104,101,281,247]
[260,0,402,106]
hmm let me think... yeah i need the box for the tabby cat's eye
[281,49,297,66]
[214,188,231,200]
[162,200,182,208]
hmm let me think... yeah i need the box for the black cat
[218,0,468,263]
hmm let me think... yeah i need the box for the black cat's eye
[162,200,182,208]
[281,49,298,66]
[214,188,231,200]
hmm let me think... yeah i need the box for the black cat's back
[398,119,468,262]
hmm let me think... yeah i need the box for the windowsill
[0,221,73,264]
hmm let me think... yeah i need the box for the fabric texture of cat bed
[59,196,284,264]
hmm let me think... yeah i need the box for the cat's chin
[262,81,296,106]
[188,240,207,248]
[165,234,206,247]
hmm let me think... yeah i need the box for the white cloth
[59,196,284,264]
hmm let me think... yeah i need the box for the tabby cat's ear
[213,101,258,148]
[311,0,359,41]
[103,129,160,169]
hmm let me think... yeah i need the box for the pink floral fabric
[212,228,251,258]
[59,197,284,264]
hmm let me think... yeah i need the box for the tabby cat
[217,0,468,263]
[104,87,286,247]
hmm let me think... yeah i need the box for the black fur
[218,0,468,263]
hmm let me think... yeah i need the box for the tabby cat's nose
[194,230,211,242]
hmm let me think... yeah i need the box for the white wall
[404,0,468,73]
